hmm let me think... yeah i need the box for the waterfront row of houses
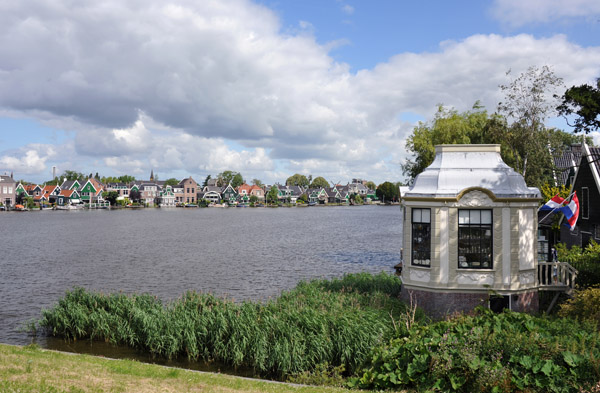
[0,174,377,208]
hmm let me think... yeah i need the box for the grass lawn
[0,343,352,393]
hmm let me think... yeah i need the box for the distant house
[60,179,82,191]
[41,184,61,204]
[139,182,160,205]
[200,185,222,204]
[249,185,264,201]
[560,144,600,248]
[178,177,197,204]
[80,178,104,203]
[221,183,238,205]
[305,188,327,204]
[24,184,42,198]
[324,187,343,204]
[276,185,304,203]
[0,175,16,207]
[56,189,81,206]
[159,185,176,206]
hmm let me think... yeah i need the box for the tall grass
[34,272,406,379]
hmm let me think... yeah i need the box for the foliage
[402,101,579,188]
[376,182,398,203]
[251,178,263,187]
[298,193,308,203]
[556,241,600,288]
[353,194,363,205]
[539,183,571,204]
[559,286,600,328]
[267,186,279,204]
[249,195,258,204]
[310,176,329,189]
[163,178,180,187]
[365,181,376,190]
[202,175,211,188]
[60,170,86,182]
[119,175,136,183]
[285,174,309,187]
[102,191,120,206]
[217,171,243,188]
[34,273,406,380]
[557,78,600,134]
[129,189,141,203]
[352,308,600,392]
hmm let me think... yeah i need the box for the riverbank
[0,343,354,393]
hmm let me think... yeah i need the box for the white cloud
[0,144,56,174]
[491,0,600,27]
[341,4,354,15]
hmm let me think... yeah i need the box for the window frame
[411,208,431,267]
[581,187,589,220]
[458,209,493,269]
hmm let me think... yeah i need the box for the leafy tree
[101,176,120,184]
[286,174,309,187]
[310,176,329,189]
[118,175,136,183]
[164,178,180,187]
[202,175,212,188]
[353,194,363,205]
[252,178,263,187]
[365,181,376,190]
[60,170,86,182]
[217,170,241,187]
[267,186,279,204]
[298,193,308,203]
[129,189,141,203]
[249,195,259,204]
[556,78,600,134]
[498,65,563,177]
[376,182,398,203]
[402,104,492,180]
[232,173,244,188]
[102,191,119,206]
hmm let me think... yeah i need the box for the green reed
[34,272,405,379]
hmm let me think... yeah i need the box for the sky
[1,0,600,185]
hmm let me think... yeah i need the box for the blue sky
[0,0,599,184]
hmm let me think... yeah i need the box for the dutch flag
[540,194,566,211]
[559,193,580,231]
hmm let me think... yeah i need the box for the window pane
[481,210,492,224]
[459,210,469,224]
[422,209,430,223]
[471,210,481,224]
[413,209,421,223]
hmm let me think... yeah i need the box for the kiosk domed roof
[402,144,540,199]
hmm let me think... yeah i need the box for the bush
[351,308,600,392]
[559,286,600,327]
[556,241,600,288]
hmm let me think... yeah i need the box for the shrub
[558,286,600,327]
[351,308,600,392]
[556,241,600,288]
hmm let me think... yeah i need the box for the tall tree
[498,65,563,176]
[202,175,212,188]
[231,173,244,188]
[267,185,279,204]
[118,175,136,183]
[309,176,329,189]
[164,178,180,187]
[251,178,263,187]
[217,170,240,187]
[365,181,376,190]
[60,170,86,182]
[556,78,600,134]
[376,182,399,203]
[286,174,309,187]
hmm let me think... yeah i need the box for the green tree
[249,195,259,204]
[556,78,600,134]
[60,170,86,182]
[267,186,279,204]
[298,193,308,203]
[217,170,241,187]
[365,181,376,190]
[498,65,563,177]
[252,178,263,187]
[118,175,136,183]
[310,176,329,189]
[102,191,119,206]
[402,104,491,180]
[129,189,141,203]
[376,182,398,203]
[232,173,244,188]
[164,178,180,187]
[286,174,309,187]
[202,175,211,188]
[353,194,363,205]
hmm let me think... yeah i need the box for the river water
[0,205,401,354]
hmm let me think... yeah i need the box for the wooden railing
[538,262,577,294]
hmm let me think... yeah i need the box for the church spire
[150,169,154,182]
